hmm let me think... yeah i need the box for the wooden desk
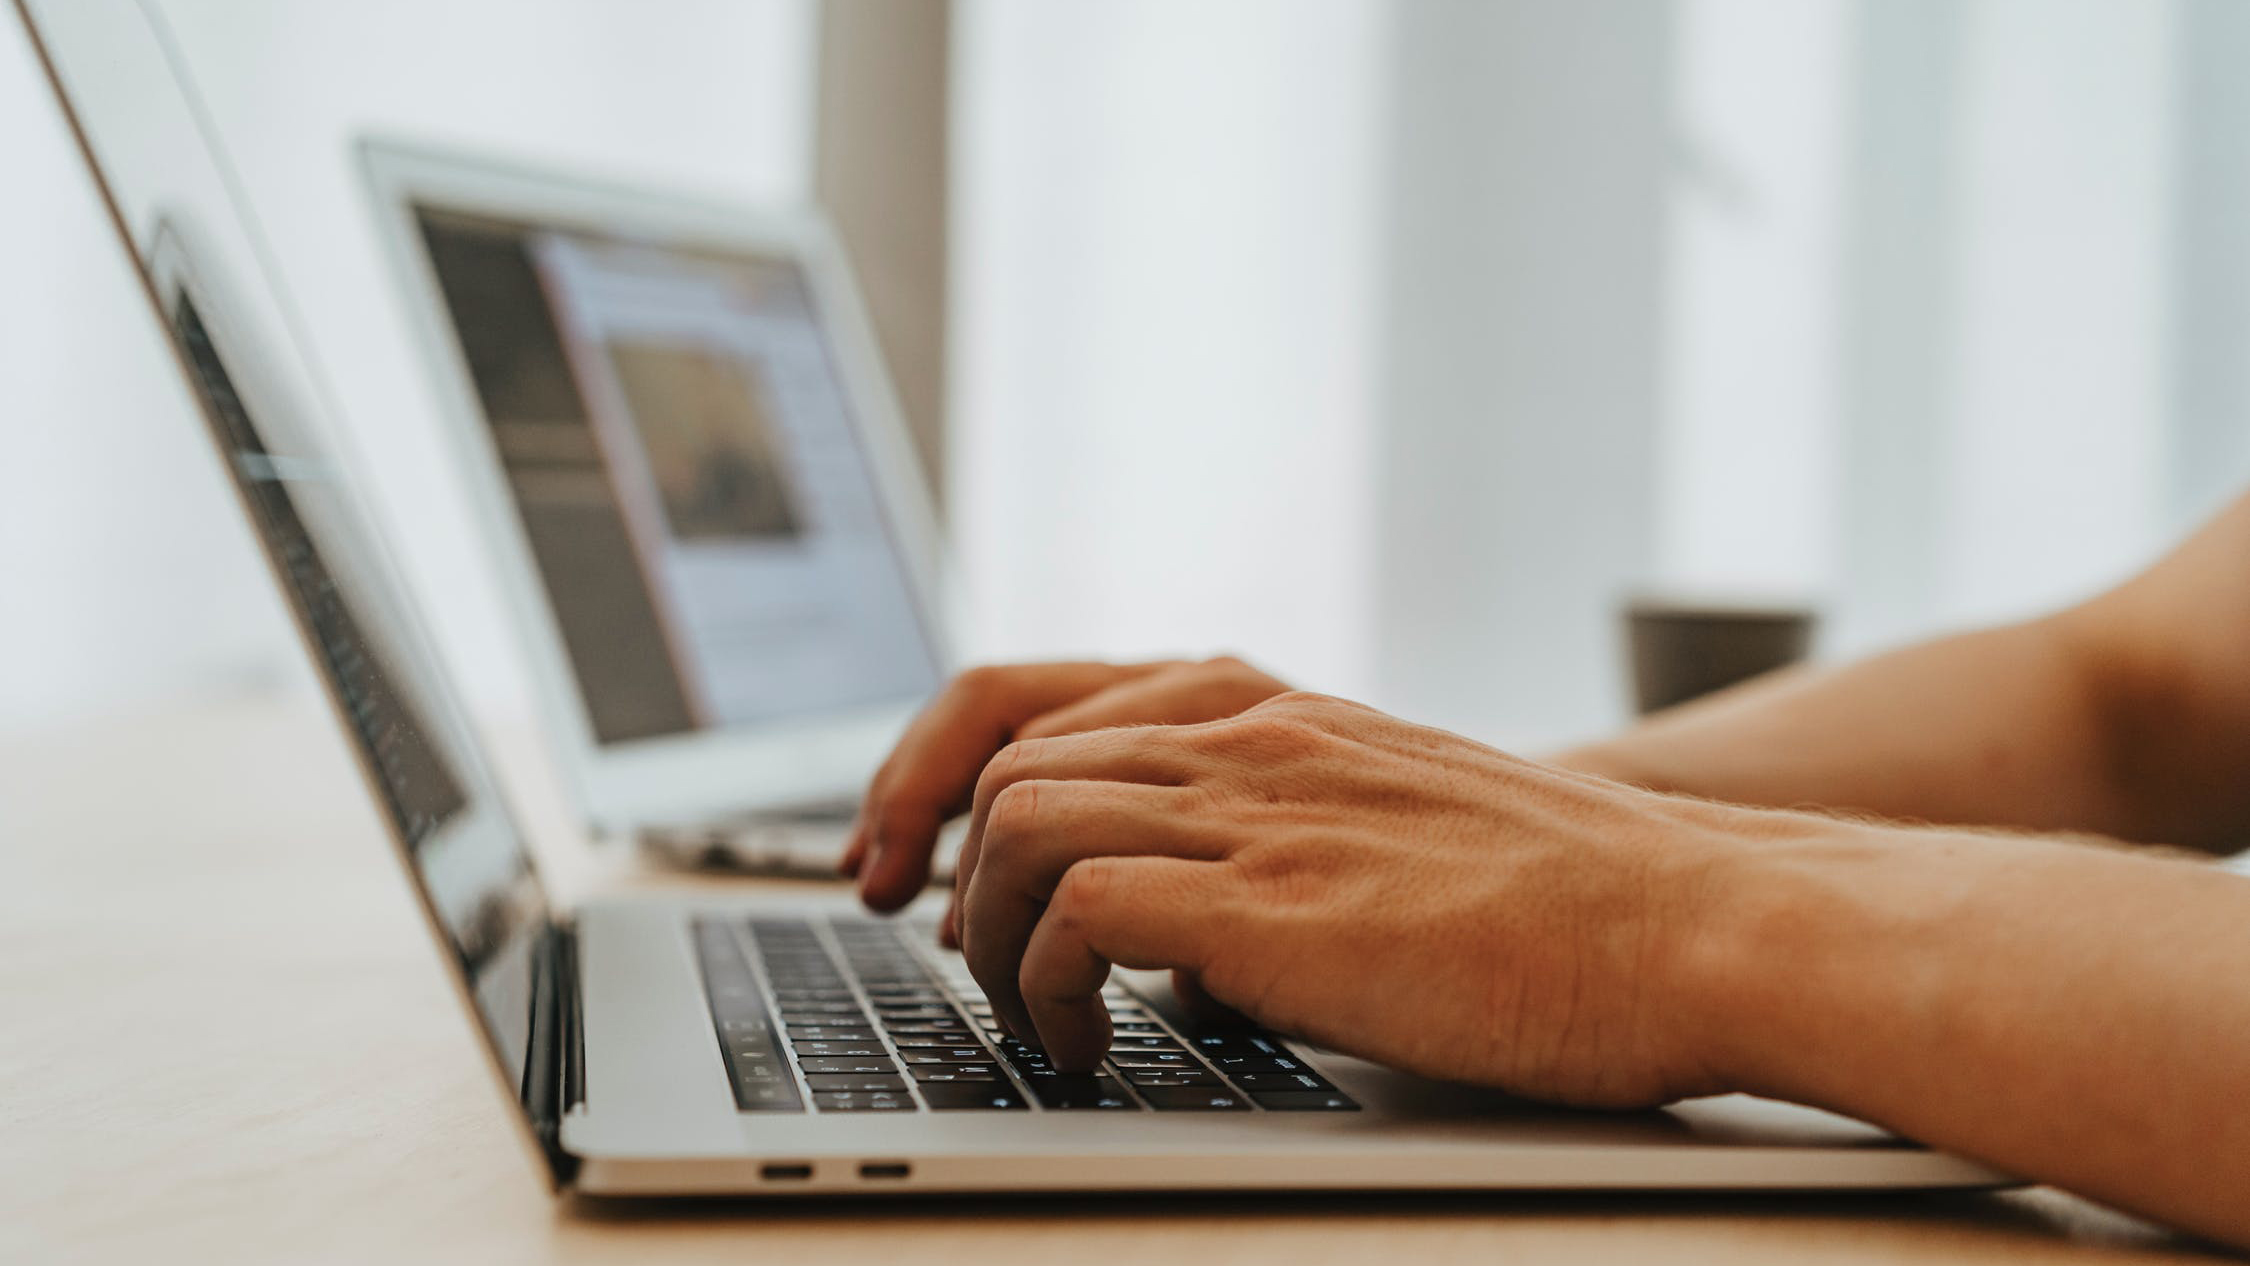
[1,697,2230,1263]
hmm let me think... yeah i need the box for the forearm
[1692,822,2250,1246]
[1553,615,2191,844]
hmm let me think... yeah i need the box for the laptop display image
[408,205,940,742]
[364,144,951,858]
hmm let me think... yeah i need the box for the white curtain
[949,0,1388,700]
[955,0,2250,750]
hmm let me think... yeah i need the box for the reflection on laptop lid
[154,226,574,1184]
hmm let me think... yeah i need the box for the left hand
[952,691,1779,1108]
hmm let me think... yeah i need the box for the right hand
[843,657,1292,933]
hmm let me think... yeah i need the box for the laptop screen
[168,272,549,1106]
[19,0,570,1179]
[410,206,942,746]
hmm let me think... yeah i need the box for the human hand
[843,657,1292,928]
[950,691,1775,1108]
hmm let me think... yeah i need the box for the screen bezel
[359,138,955,836]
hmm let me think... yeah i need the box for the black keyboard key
[813,1092,914,1112]
[786,1026,879,1042]
[881,1020,968,1035]
[1026,1074,1136,1110]
[1107,1051,1199,1070]
[1107,1034,1183,1050]
[735,1081,801,1110]
[694,918,802,1113]
[902,1048,993,1064]
[790,1042,889,1058]
[1140,1086,1251,1111]
[797,1058,901,1075]
[778,1000,865,1016]
[1251,1090,1359,1111]
[805,1074,909,1093]
[1210,1054,1308,1075]
[916,1083,1030,1110]
[891,1033,982,1049]
[1231,1071,1334,1092]
[1120,1068,1221,1087]
[1190,1033,1287,1058]
[911,1065,1000,1082]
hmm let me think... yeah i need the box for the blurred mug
[1626,596,1816,717]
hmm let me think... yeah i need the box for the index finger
[851,661,1173,909]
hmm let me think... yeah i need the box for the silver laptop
[358,140,955,877]
[24,0,2010,1198]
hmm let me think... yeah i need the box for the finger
[1014,658,1282,742]
[854,661,1171,909]
[959,780,1220,1037]
[937,898,960,950]
[1018,856,1238,1070]
[1170,970,1249,1030]
[952,727,1199,927]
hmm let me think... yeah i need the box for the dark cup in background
[1626,596,1817,717]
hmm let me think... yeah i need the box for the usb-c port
[859,1162,911,1180]
[760,1163,814,1181]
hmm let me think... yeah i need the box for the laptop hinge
[522,919,585,1188]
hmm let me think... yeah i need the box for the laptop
[359,140,956,877]
[23,0,2011,1197]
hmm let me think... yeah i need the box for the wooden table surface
[2,695,2235,1264]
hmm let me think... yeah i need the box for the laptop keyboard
[692,915,1359,1114]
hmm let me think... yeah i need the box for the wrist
[1669,816,1942,1103]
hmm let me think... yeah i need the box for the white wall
[1369,0,1674,747]
[0,17,294,732]
[950,0,1387,695]
[1664,0,2246,660]
[1659,0,1849,600]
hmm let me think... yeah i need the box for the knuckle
[985,779,1045,841]
[974,736,1049,807]
[1226,711,1324,760]
[953,664,1015,707]
[1262,689,1337,714]
[1202,652,1251,677]
[1200,653,1272,695]
[982,736,1033,785]
[1228,836,1338,906]
[1048,858,1118,924]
